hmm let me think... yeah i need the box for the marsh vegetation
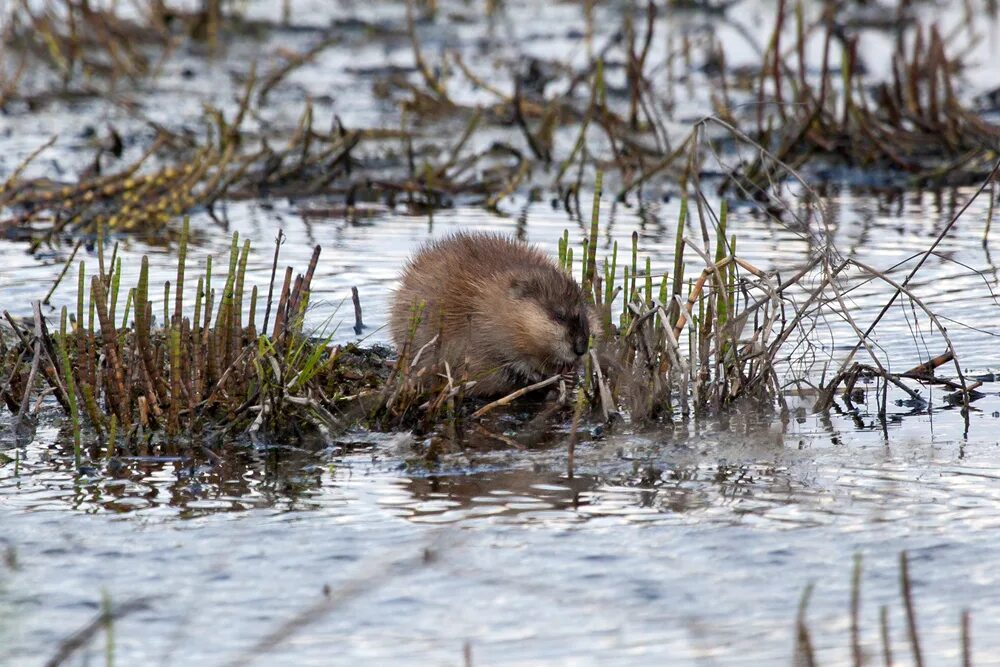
[2,0,999,664]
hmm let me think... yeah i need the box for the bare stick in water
[795,583,816,667]
[470,374,562,418]
[13,314,42,438]
[962,609,972,667]
[43,239,83,305]
[901,351,954,378]
[851,554,862,667]
[44,597,150,667]
[352,286,364,335]
[900,551,924,667]
[262,230,284,336]
[880,605,893,667]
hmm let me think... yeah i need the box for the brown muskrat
[390,232,599,396]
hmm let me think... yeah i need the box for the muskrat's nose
[573,337,588,357]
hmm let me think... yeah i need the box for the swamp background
[2,0,1000,664]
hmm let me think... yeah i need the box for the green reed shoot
[109,258,122,325]
[107,414,117,458]
[621,265,630,328]
[656,272,668,330]
[248,285,258,335]
[728,234,736,310]
[101,588,114,667]
[57,307,82,466]
[671,198,687,325]
[715,199,729,328]
[163,281,170,329]
[217,232,240,362]
[604,239,618,309]
[235,238,251,330]
[558,229,569,271]
[96,218,106,284]
[76,261,85,331]
[193,276,204,337]
[203,254,213,330]
[630,231,638,304]
[135,257,149,335]
[88,284,95,334]
[168,325,181,435]
[644,257,652,305]
[174,216,189,325]
[107,242,119,289]
[120,288,133,330]
[583,170,603,301]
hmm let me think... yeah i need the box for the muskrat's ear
[508,274,543,299]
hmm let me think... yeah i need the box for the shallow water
[4,0,1000,665]
[3,187,1000,665]
[4,396,1000,665]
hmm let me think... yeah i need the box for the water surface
[3,1,1000,665]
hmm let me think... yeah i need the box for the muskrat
[390,232,599,396]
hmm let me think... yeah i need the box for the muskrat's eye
[553,311,568,324]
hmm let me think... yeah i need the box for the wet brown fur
[390,232,599,396]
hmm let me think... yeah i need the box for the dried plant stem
[43,240,83,305]
[470,374,562,419]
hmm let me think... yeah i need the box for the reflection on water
[400,462,803,525]
[4,392,1000,665]
[3,385,999,524]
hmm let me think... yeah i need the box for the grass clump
[0,219,388,458]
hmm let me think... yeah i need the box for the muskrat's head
[504,268,599,375]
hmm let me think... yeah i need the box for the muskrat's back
[390,233,555,334]
[390,232,596,396]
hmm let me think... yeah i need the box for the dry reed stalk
[271,267,293,340]
[90,277,130,427]
[470,375,562,419]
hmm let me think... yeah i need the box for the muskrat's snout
[566,310,594,359]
